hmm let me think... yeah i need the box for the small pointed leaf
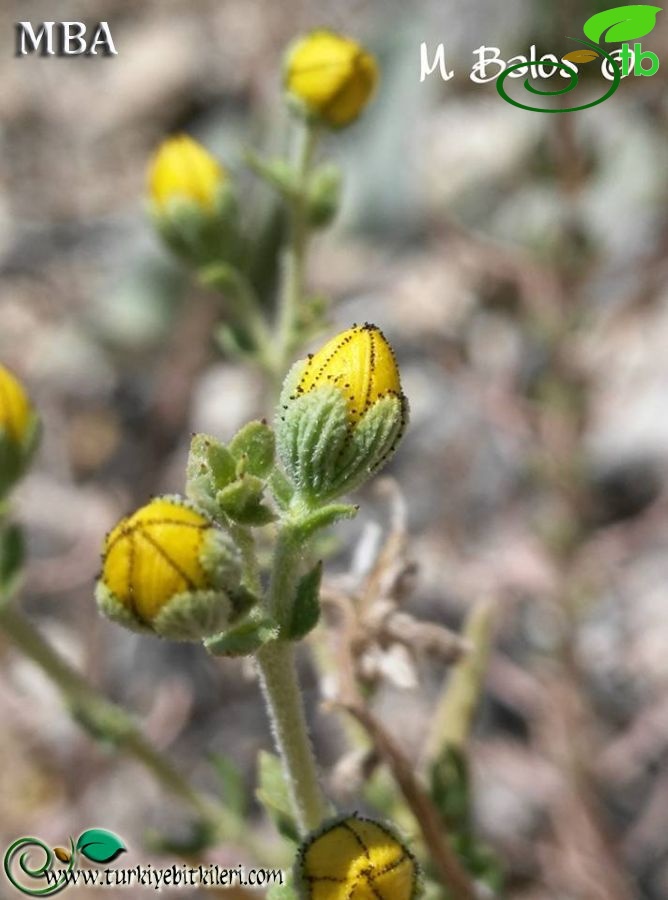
[256,752,299,843]
[297,503,358,539]
[217,476,276,526]
[229,421,275,478]
[205,615,278,657]
[0,524,25,599]
[287,561,322,640]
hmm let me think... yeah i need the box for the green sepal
[276,375,349,500]
[269,469,295,510]
[204,611,278,657]
[276,360,407,502]
[95,582,153,635]
[306,164,342,228]
[324,394,407,499]
[216,475,277,526]
[186,433,236,509]
[229,421,275,478]
[152,589,235,641]
[287,561,322,640]
[256,751,300,843]
[0,522,25,602]
[150,184,241,269]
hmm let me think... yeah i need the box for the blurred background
[1,0,667,897]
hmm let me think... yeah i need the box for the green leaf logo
[583,5,662,43]
[76,829,126,864]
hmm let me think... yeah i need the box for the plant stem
[200,264,275,373]
[342,700,477,900]
[229,524,262,596]
[0,604,229,834]
[427,599,495,760]
[256,640,329,834]
[255,514,329,835]
[276,120,319,377]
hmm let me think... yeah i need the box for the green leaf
[306,164,342,228]
[583,5,662,43]
[297,503,359,539]
[287,561,322,640]
[76,829,126,864]
[430,745,472,831]
[0,523,24,600]
[204,614,278,657]
[215,322,258,359]
[244,151,299,199]
[209,753,247,818]
[229,421,275,478]
[186,434,236,506]
[256,751,299,843]
[217,476,276,526]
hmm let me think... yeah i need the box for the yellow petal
[102,498,213,622]
[0,364,32,444]
[286,31,378,126]
[148,135,226,212]
[300,816,417,900]
[296,323,403,425]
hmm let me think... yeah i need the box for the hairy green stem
[229,524,262,596]
[256,640,329,834]
[427,599,495,759]
[276,120,319,376]
[254,512,329,834]
[0,604,230,834]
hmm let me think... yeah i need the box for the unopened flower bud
[96,496,253,641]
[147,135,238,266]
[276,323,408,503]
[295,814,419,900]
[0,364,39,499]
[284,31,379,128]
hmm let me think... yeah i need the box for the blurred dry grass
[1,0,668,897]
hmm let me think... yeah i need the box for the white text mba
[15,22,117,57]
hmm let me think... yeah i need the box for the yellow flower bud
[296,814,419,900]
[285,31,378,127]
[96,496,252,640]
[0,364,32,445]
[101,497,211,622]
[295,323,403,425]
[276,324,408,503]
[148,135,227,213]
